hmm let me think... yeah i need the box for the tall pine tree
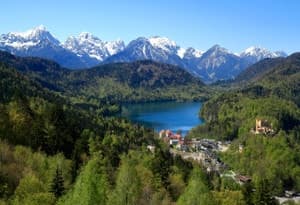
[253,178,278,205]
[50,166,65,198]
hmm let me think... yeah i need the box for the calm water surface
[121,101,204,136]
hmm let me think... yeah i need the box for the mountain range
[0,25,287,83]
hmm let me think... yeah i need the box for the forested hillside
[188,53,300,198]
[0,60,193,205]
[0,51,208,104]
[1,51,299,205]
[234,57,285,84]
[0,52,213,205]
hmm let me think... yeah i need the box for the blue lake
[121,101,204,136]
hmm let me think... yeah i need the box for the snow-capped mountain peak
[105,39,125,55]
[181,47,203,59]
[63,32,125,61]
[147,36,203,59]
[0,26,289,82]
[201,44,232,60]
[78,32,94,39]
[148,36,178,53]
[76,32,104,45]
[208,44,229,53]
[0,25,60,49]
[9,25,47,39]
[242,46,270,56]
[240,46,287,62]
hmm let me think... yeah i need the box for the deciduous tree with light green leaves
[177,167,216,205]
[108,155,141,205]
[57,156,109,205]
[12,174,55,205]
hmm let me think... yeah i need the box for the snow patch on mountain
[9,25,47,39]
[105,39,125,55]
[0,25,60,49]
[183,47,203,59]
[192,49,203,58]
[177,47,186,58]
[0,26,289,82]
[240,46,287,62]
[63,32,125,61]
[148,36,178,52]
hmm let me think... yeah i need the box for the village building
[160,129,185,146]
[159,129,173,138]
[169,139,179,145]
[252,119,274,135]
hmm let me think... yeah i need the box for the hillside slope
[241,53,300,105]
[0,61,65,104]
[187,53,300,195]
[189,52,300,140]
[0,51,207,103]
[234,57,285,84]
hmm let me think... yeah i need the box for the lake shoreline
[120,101,204,136]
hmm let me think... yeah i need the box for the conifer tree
[50,166,65,198]
[253,178,278,205]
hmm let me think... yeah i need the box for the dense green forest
[189,53,300,139]
[188,53,300,200]
[0,51,208,104]
[0,58,190,205]
[0,51,300,205]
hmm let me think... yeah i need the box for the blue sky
[1,0,299,53]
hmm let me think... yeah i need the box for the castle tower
[256,119,262,133]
